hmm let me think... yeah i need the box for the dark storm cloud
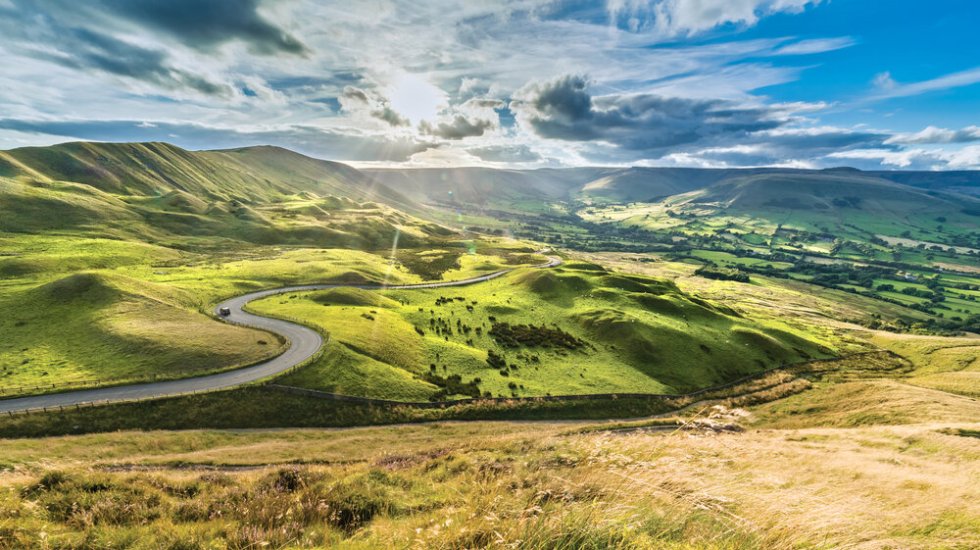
[0,118,430,162]
[0,0,308,98]
[420,115,496,139]
[0,1,244,97]
[41,28,231,97]
[511,74,781,152]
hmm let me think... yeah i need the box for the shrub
[489,322,586,349]
[320,477,392,533]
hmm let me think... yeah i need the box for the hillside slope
[0,142,440,248]
[365,165,980,210]
[0,142,410,204]
[683,172,963,213]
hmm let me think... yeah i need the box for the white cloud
[827,146,980,170]
[772,37,855,56]
[873,71,897,91]
[885,125,980,145]
[869,66,980,100]
[0,0,972,170]
[945,145,980,169]
[606,0,823,37]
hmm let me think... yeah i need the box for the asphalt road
[0,255,561,414]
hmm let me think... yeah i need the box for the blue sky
[0,0,978,169]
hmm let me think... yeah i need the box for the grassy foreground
[0,416,977,548]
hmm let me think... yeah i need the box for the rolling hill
[0,141,443,248]
[680,171,963,213]
[364,164,980,212]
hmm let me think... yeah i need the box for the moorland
[0,141,978,548]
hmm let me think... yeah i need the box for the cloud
[872,71,897,91]
[41,27,231,97]
[607,0,823,36]
[772,37,855,56]
[511,74,780,152]
[339,86,409,127]
[0,0,973,171]
[417,96,503,139]
[825,146,980,170]
[869,66,980,100]
[371,106,410,127]
[420,115,496,139]
[885,125,980,145]
[85,0,307,56]
[467,144,542,163]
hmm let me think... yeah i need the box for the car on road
[218,307,231,317]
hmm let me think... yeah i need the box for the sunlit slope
[0,141,410,203]
[0,142,443,247]
[251,261,835,400]
[683,172,965,212]
[0,271,282,388]
[365,164,980,216]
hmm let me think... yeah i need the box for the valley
[0,141,977,549]
[4,2,979,547]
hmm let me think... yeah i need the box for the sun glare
[387,73,446,124]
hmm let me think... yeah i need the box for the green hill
[0,271,282,388]
[0,141,441,248]
[682,172,964,213]
[0,142,407,203]
[365,165,980,212]
[251,262,834,400]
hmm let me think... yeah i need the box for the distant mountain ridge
[364,165,980,207]
[2,141,978,244]
[0,141,432,248]
[0,141,412,206]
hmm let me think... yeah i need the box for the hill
[365,165,980,211]
[0,142,409,204]
[0,141,441,248]
[681,171,963,213]
[249,261,834,400]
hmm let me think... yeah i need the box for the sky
[0,0,979,170]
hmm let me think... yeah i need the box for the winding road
[0,255,561,414]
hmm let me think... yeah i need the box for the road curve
[0,255,561,414]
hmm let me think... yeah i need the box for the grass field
[249,261,834,401]
[0,271,285,389]
[0,228,551,392]
[867,332,980,397]
[2,141,979,548]
[0,412,976,548]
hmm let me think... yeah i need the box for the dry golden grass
[862,331,980,397]
[1,415,977,549]
[750,378,980,428]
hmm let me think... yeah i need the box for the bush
[489,322,585,349]
[320,476,393,532]
[694,265,750,283]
